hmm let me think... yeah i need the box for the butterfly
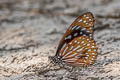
[49,12,97,69]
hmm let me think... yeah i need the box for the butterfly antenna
[35,60,61,75]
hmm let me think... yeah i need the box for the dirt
[0,0,120,80]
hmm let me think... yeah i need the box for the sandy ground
[0,0,120,80]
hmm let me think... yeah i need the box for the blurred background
[0,0,120,80]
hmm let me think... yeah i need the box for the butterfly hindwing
[59,36,97,67]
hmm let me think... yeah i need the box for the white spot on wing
[62,47,68,55]
[66,52,78,58]
[74,40,77,43]
[89,19,92,21]
[86,53,88,55]
[86,55,89,57]
[61,43,66,50]
[87,39,89,41]
[83,34,86,36]
[87,31,90,33]
[92,56,95,58]
[89,27,92,30]
[90,36,92,39]
[65,35,72,40]
[88,49,91,52]
[81,41,84,44]
[77,47,83,52]
[73,46,81,51]
[69,42,72,45]
[76,62,84,65]
[85,48,88,49]
[89,61,93,64]
[83,20,87,23]
[87,43,90,46]
[74,33,78,37]
[76,26,80,30]
[94,49,97,51]
[75,53,82,58]
[80,32,83,35]
[70,46,74,50]
[77,42,80,44]
[79,19,82,22]
[71,26,77,30]
[91,46,95,48]
[83,43,86,46]
[83,60,87,62]
[89,34,92,37]
[91,53,95,55]
[84,15,87,17]
[86,16,89,18]
[91,58,95,60]
[62,51,72,58]
[81,28,86,31]
[92,43,95,45]
[85,56,88,59]
[82,37,85,39]
[89,24,92,26]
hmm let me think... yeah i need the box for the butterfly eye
[49,12,97,68]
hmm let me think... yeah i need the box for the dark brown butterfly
[49,12,97,69]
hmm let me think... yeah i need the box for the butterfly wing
[59,36,97,67]
[68,12,94,36]
[56,12,95,55]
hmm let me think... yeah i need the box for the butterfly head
[48,56,65,67]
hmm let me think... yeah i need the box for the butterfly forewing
[68,12,94,38]
[56,12,94,54]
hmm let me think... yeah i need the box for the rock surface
[0,0,120,80]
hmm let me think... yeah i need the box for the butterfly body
[49,12,97,68]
